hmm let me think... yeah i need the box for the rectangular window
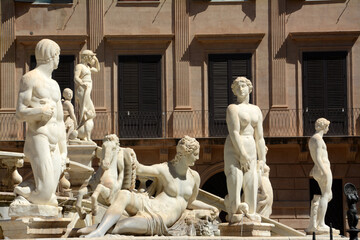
[31,55,75,97]
[208,53,252,137]
[118,55,162,138]
[302,51,347,136]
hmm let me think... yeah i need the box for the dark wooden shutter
[303,52,347,135]
[118,55,162,138]
[31,55,75,97]
[208,54,252,136]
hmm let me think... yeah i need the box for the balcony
[1,108,359,141]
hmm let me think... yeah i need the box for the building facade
[0,0,360,233]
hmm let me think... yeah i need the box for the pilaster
[88,0,104,108]
[270,0,287,108]
[0,0,16,109]
[174,0,191,110]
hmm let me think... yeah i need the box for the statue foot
[14,186,31,198]
[226,213,245,224]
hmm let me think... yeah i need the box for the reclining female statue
[80,136,219,237]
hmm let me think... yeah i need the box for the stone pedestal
[67,144,97,189]
[219,222,274,237]
[0,217,71,239]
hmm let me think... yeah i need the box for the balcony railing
[1,108,359,141]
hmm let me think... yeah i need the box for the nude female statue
[15,39,68,206]
[74,50,100,143]
[80,136,219,237]
[223,77,266,223]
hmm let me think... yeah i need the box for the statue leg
[243,159,258,215]
[22,134,59,205]
[224,157,243,222]
[111,217,149,235]
[83,190,140,238]
[76,187,88,220]
[317,175,332,229]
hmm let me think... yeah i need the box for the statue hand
[41,104,54,121]
[258,160,265,172]
[210,207,220,219]
[239,155,251,172]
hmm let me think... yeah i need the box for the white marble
[257,146,273,218]
[224,77,267,224]
[62,88,78,142]
[305,118,339,235]
[76,134,137,219]
[14,39,68,206]
[74,49,100,144]
[79,136,219,237]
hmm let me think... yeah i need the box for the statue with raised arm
[223,77,266,224]
[14,39,67,206]
[79,136,219,237]
[62,88,77,142]
[305,118,339,234]
[74,50,100,144]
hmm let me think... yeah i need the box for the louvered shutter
[209,54,252,137]
[31,55,75,96]
[118,55,162,138]
[302,52,347,135]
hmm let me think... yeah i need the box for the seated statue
[224,77,266,223]
[76,134,137,219]
[79,136,219,237]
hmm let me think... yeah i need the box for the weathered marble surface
[224,77,267,224]
[305,118,339,235]
[14,39,68,208]
[79,136,219,238]
[74,49,100,144]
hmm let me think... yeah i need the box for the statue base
[347,228,360,240]
[218,222,274,237]
[0,217,71,239]
[305,227,340,236]
[9,196,61,218]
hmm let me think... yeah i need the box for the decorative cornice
[195,33,265,44]
[16,35,87,45]
[105,34,174,44]
[289,31,360,42]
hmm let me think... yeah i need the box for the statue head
[35,39,60,68]
[315,118,330,132]
[81,49,96,64]
[171,136,200,164]
[231,76,253,97]
[63,88,73,100]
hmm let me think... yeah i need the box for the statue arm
[90,56,100,73]
[74,65,84,86]
[64,101,78,128]
[226,105,250,160]
[187,172,219,217]
[134,157,161,177]
[254,107,266,165]
[309,137,327,175]
[16,77,47,122]
[57,99,68,169]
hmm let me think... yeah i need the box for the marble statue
[257,147,273,218]
[79,136,219,237]
[14,39,68,206]
[76,134,136,219]
[305,118,338,234]
[74,49,100,143]
[224,76,266,224]
[62,88,78,142]
[345,183,359,230]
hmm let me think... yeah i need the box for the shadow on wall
[189,1,255,22]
